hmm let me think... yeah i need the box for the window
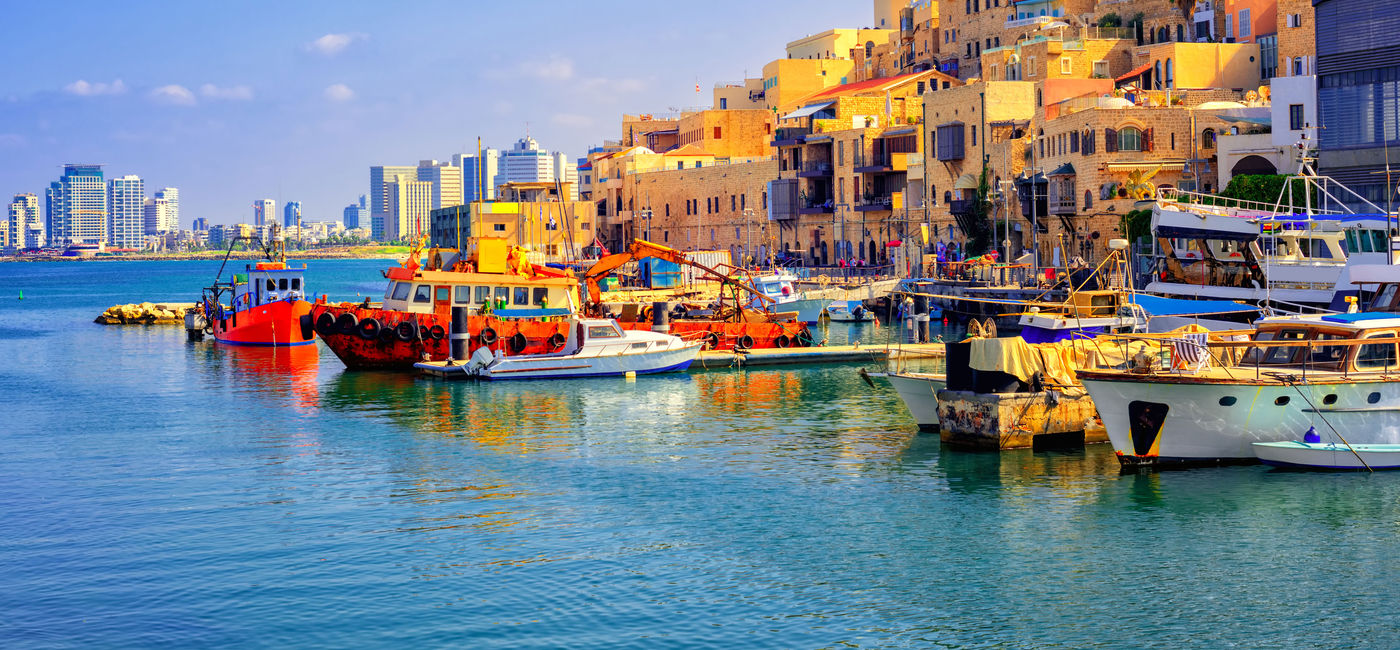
[435,287,450,302]
[1239,9,1251,38]
[1201,128,1216,149]
[513,287,529,305]
[475,286,492,304]
[936,124,965,160]
[1027,56,1036,76]
[588,325,621,338]
[493,223,506,232]
[1060,57,1071,75]
[1357,334,1398,370]
[1118,127,1143,151]
[392,282,412,301]
[731,195,736,211]
[1165,59,1174,88]
[719,98,727,109]
[713,126,722,139]
[1289,104,1304,131]
[266,278,276,291]
[970,124,977,147]
[278,278,288,290]
[413,285,432,304]
[290,278,300,291]
[838,140,845,165]
[1225,15,1234,39]
[533,288,549,306]
[1092,60,1108,78]
[493,287,509,303]
[454,286,473,304]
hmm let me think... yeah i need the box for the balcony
[799,198,835,215]
[1005,14,1053,29]
[1050,197,1078,215]
[949,199,975,217]
[797,161,834,177]
[772,126,811,147]
[855,195,894,212]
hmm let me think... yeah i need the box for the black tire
[358,317,381,340]
[428,324,446,341]
[796,330,814,347]
[395,321,418,342]
[335,312,358,335]
[508,332,528,354]
[299,314,314,340]
[736,334,755,349]
[479,327,498,345]
[315,312,336,336]
[703,332,720,350]
[547,332,566,349]
[774,334,791,348]
[378,325,397,342]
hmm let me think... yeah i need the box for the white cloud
[306,32,367,56]
[323,83,355,102]
[552,113,593,128]
[579,77,646,94]
[64,79,127,96]
[0,134,25,147]
[519,56,575,81]
[199,84,254,101]
[150,85,197,106]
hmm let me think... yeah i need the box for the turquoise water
[3,259,1400,648]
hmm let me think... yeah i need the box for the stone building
[1275,0,1314,77]
[676,109,776,158]
[618,159,779,262]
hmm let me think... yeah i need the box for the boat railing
[1090,332,1400,384]
[1156,188,1348,217]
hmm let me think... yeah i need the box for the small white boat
[1253,440,1400,470]
[868,371,947,430]
[827,300,872,322]
[419,318,701,380]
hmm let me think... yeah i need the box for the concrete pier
[935,389,1107,450]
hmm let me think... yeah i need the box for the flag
[920,224,929,247]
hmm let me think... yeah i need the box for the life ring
[774,334,791,348]
[315,312,337,336]
[335,312,358,335]
[428,324,446,341]
[795,330,815,347]
[736,334,755,349]
[357,317,381,340]
[547,332,567,349]
[378,325,397,342]
[479,327,499,345]
[703,332,721,350]
[395,320,418,342]
[508,332,528,354]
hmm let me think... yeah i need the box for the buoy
[1303,425,1321,444]
[624,371,637,382]
[17,290,23,300]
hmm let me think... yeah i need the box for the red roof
[804,71,935,101]
[1116,62,1153,83]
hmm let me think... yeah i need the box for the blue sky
[0,1,869,225]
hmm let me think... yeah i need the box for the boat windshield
[1242,328,1353,370]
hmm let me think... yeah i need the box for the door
[433,285,452,323]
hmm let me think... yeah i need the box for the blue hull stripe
[215,338,318,348]
[483,359,694,380]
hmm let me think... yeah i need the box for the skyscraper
[253,199,275,227]
[144,198,171,235]
[369,166,418,240]
[284,201,303,228]
[154,187,178,229]
[44,181,61,247]
[454,150,500,202]
[343,195,368,230]
[416,160,463,209]
[107,175,145,249]
[192,217,208,231]
[552,152,580,200]
[7,193,41,252]
[51,164,106,246]
[385,178,433,242]
[500,136,555,186]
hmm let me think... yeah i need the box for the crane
[582,239,774,317]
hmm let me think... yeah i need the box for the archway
[820,240,829,265]
[1231,155,1278,177]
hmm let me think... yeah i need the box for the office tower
[454,149,500,202]
[500,136,555,185]
[107,174,145,249]
[552,152,580,200]
[416,160,463,209]
[44,181,61,246]
[191,217,208,231]
[144,198,171,235]
[252,199,275,227]
[154,187,178,229]
[51,164,106,246]
[284,201,303,228]
[369,166,418,240]
[7,193,41,251]
[343,195,368,230]
[1315,0,1400,210]
[385,177,433,242]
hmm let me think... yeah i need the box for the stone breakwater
[95,302,197,325]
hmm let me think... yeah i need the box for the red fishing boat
[198,229,316,347]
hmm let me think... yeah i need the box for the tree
[1097,12,1121,28]
[1219,174,1317,207]
[1121,209,1152,244]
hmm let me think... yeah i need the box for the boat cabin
[381,268,579,317]
[1242,314,1400,374]
[231,262,307,313]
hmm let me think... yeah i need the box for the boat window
[392,282,412,301]
[1372,230,1389,253]
[1323,394,1338,405]
[291,278,300,291]
[266,278,276,291]
[1372,284,1399,311]
[475,286,492,304]
[413,285,432,304]
[1369,392,1382,404]
[435,287,449,302]
[1308,332,1350,369]
[1345,230,1360,253]
[587,325,621,338]
[514,287,529,305]
[1243,328,1307,365]
[1308,239,1334,259]
[279,278,288,291]
[533,288,549,306]
[494,287,509,304]
[1275,395,1290,406]
[454,286,473,304]
[1355,334,1398,370]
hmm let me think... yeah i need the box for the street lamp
[743,207,754,267]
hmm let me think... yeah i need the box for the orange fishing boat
[199,228,316,347]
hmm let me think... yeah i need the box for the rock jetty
[95,302,196,325]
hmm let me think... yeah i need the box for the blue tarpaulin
[1127,294,1257,317]
[493,308,571,318]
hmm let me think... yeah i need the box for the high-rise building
[416,160,463,209]
[385,178,433,242]
[143,198,171,235]
[454,150,501,202]
[500,136,555,186]
[252,199,275,227]
[552,152,580,200]
[7,193,41,252]
[44,181,62,247]
[343,195,368,230]
[51,164,106,246]
[283,201,303,228]
[154,187,178,229]
[369,166,418,240]
[107,175,145,249]
[192,217,208,231]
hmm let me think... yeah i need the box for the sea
[3,258,1400,649]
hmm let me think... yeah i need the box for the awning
[782,101,835,120]
[1212,107,1272,126]
[880,127,918,137]
[954,173,980,189]
[1127,294,1258,317]
[1103,159,1189,171]
[1115,62,1153,83]
[1048,162,1076,176]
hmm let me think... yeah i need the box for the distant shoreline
[0,246,412,263]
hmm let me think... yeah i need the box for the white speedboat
[1253,440,1400,470]
[420,318,701,380]
[827,300,873,322]
[869,371,947,430]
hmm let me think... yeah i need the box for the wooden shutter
[1144,128,1155,152]
[1105,128,1118,153]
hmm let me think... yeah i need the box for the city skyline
[0,1,867,226]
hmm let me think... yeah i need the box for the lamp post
[743,207,754,267]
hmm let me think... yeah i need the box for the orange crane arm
[582,238,772,306]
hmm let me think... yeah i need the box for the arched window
[1038,128,1045,158]
[1293,57,1304,76]
[1084,190,1093,210]
[1176,25,1184,42]
[1119,126,1143,152]
[1158,27,1169,43]
[1201,128,1217,149]
[944,190,953,204]
[1164,59,1174,89]
[1153,61,1162,90]
[930,184,938,205]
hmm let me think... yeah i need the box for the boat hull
[212,299,316,347]
[875,372,948,430]
[311,303,571,370]
[1081,375,1400,467]
[476,342,702,380]
[1253,441,1400,470]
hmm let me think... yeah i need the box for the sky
[0,1,871,226]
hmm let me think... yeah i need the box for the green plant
[1121,208,1152,244]
[1097,12,1121,28]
